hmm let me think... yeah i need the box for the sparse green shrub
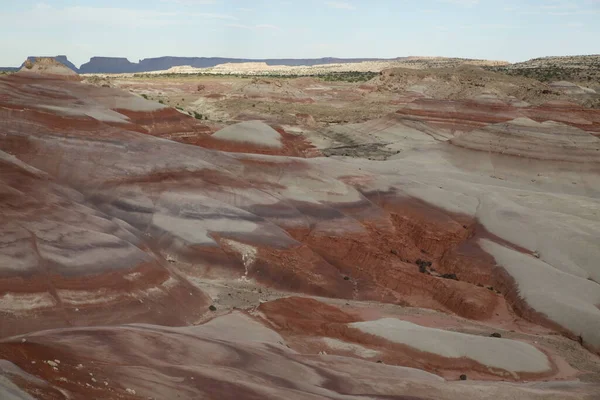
[193,111,203,120]
[141,94,148,100]
[318,71,377,83]
[128,70,378,81]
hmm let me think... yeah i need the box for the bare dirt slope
[371,65,599,106]
[486,55,600,107]
[99,64,599,133]
[1,59,600,399]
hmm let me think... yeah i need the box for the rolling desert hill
[486,55,600,104]
[0,57,600,399]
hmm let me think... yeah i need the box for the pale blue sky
[0,0,598,67]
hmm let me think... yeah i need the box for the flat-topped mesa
[18,57,81,81]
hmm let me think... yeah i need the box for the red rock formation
[395,98,600,138]
[174,125,319,157]
[1,71,599,399]
[258,298,566,382]
[396,98,521,132]
[523,101,600,135]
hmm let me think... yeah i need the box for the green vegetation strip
[485,65,600,83]
[131,71,378,82]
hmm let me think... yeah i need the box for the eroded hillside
[1,59,600,399]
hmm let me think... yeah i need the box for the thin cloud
[514,0,599,16]
[226,23,281,30]
[187,12,238,20]
[459,23,514,30]
[36,6,180,27]
[547,9,599,15]
[23,4,237,27]
[541,2,580,10]
[439,0,480,6]
[160,0,216,4]
[256,24,280,30]
[326,2,356,10]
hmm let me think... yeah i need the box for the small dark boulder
[209,305,217,312]
[441,273,459,281]
[490,333,502,338]
[460,374,467,381]
[416,258,433,274]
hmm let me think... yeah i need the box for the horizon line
[5,53,600,70]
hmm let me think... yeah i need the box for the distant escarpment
[78,56,388,74]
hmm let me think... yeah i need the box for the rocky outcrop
[17,57,81,81]
[21,55,78,72]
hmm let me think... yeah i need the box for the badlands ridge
[0,58,599,399]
